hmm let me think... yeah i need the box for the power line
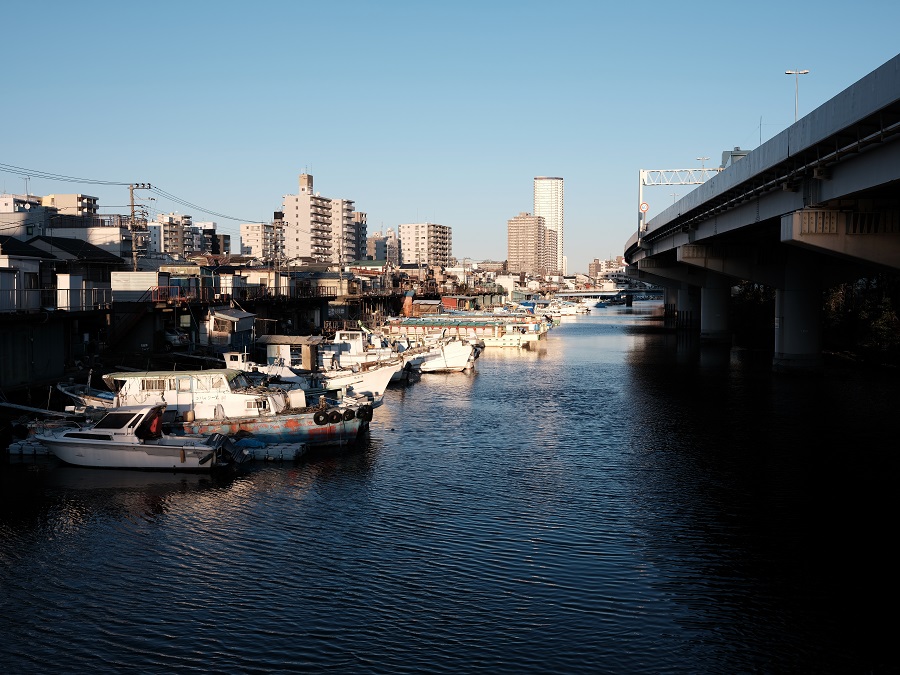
[0,162,265,223]
[0,163,129,186]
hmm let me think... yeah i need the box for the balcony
[0,286,113,314]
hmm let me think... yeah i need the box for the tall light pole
[696,156,709,170]
[670,192,679,205]
[785,68,809,122]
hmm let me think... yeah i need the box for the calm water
[1,302,896,674]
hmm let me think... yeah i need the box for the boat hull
[418,344,475,372]
[39,436,220,471]
[169,413,365,447]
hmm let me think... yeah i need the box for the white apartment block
[2,193,133,259]
[506,212,546,275]
[534,176,564,275]
[398,222,452,267]
[281,174,334,263]
[331,198,356,267]
[240,222,265,258]
[40,193,99,216]
[588,257,626,278]
[0,194,46,237]
[147,213,192,258]
[241,219,284,260]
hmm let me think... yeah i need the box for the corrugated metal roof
[212,308,256,321]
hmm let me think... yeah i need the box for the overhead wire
[0,162,266,224]
[0,163,129,186]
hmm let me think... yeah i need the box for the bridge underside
[628,130,900,369]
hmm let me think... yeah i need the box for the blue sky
[3,1,899,274]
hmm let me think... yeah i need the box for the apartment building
[330,198,356,267]
[40,193,99,216]
[398,222,452,267]
[240,219,282,260]
[147,213,192,258]
[366,227,400,265]
[507,212,547,275]
[534,176,564,275]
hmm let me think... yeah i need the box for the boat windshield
[230,372,253,389]
[93,411,143,430]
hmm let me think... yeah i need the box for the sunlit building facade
[533,176,564,275]
[506,212,546,275]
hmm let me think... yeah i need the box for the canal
[1,302,895,673]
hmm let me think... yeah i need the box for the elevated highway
[625,54,900,369]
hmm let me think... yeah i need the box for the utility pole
[129,183,151,271]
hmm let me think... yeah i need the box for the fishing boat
[416,332,481,373]
[319,329,429,379]
[34,404,251,471]
[321,328,479,374]
[222,348,401,407]
[57,370,117,409]
[381,315,547,349]
[97,368,370,448]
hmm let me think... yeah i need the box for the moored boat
[34,404,251,471]
[380,316,547,348]
[97,368,370,448]
[416,332,481,372]
[57,370,117,409]
[319,329,429,380]
[222,348,401,408]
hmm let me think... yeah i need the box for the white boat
[97,368,369,448]
[319,329,429,380]
[57,370,117,409]
[35,404,251,471]
[543,300,590,316]
[323,327,478,374]
[222,349,401,407]
[381,316,546,349]
[417,332,480,373]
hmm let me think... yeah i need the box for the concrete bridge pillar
[664,287,678,325]
[676,284,699,329]
[700,276,731,342]
[773,253,822,370]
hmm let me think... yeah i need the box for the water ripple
[1,310,895,673]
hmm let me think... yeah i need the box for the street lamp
[670,192,679,205]
[696,156,709,170]
[785,68,810,122]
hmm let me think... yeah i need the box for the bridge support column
[700,276,731,342]
[663,287,678,327]
[676,284,699,329]
[773,254,822,370]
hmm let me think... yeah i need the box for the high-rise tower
[533,176,564,275]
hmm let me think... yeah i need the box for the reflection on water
[1,302,896,674]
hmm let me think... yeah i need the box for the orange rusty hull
[168,413,365,447]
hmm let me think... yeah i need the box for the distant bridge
[555,289,663,301]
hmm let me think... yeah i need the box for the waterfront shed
[202,306,256,353]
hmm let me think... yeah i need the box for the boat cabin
[101,368,308,420]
